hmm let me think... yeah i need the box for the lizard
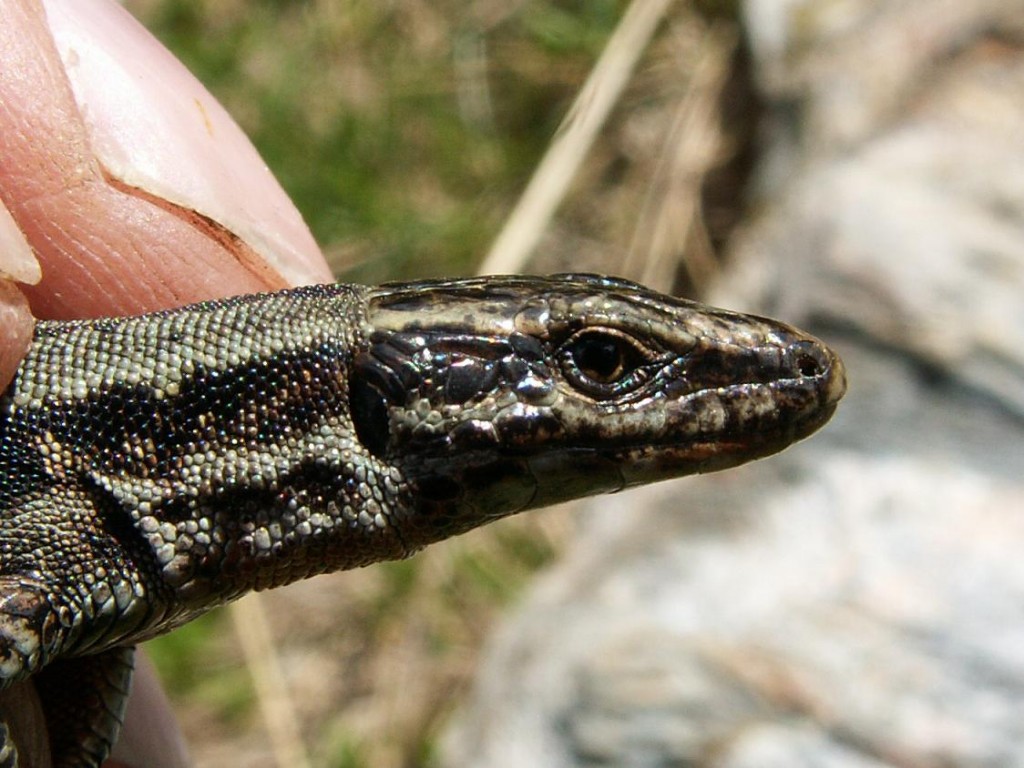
[0,273,845,767]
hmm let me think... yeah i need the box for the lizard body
[0,274,845,766]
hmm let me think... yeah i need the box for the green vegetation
[127,0,628,283]
[146,608,256,724]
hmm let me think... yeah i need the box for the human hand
[0,0,334,764]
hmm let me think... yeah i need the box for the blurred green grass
[127,0,628,284]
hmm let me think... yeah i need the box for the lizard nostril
[797,352,822,378]
[788,339,830,379]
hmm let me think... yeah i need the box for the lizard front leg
[0,476,152,768]
[0,578,134,768]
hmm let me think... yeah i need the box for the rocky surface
[441,1,1024,766]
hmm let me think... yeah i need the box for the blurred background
[124,0,747,289]
[124,1,1024,767]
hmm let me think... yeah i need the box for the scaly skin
[0,274,845,767]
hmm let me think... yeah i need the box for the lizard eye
[558,329,652,399]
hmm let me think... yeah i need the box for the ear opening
[348,361,392,458]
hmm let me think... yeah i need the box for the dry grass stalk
[230,594,313,768]
[479,0,678,276]
[624,23,737,293]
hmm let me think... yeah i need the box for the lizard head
[351,274,845,550]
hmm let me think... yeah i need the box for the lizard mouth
[612,396,841,490]
[403,344,845,529]
[520,383,842,510]
[612,339,846,487]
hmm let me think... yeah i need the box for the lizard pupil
[557,328,655,398]
[573,335,625,382]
